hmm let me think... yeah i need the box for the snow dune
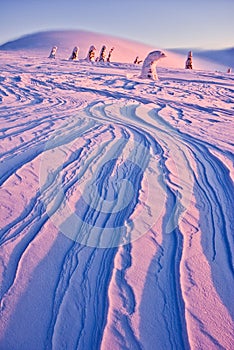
[0,41,233,350]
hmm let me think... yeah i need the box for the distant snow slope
[170,47,234,70]
[0,30,228,71]
[194,47,234,69]
[0,51,233,350]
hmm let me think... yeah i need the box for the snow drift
[0,33,234,350]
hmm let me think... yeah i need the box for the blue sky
[1,0,234,49]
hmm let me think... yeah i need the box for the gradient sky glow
[1,0,234,49]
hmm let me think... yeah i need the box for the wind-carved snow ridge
[39,100,194,248]
[0,56,233,350]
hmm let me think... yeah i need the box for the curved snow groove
[0,62,234,350]
[79,100,192,349]
[190,145,234,317]
[46,247,117,350]
[91,100,233,349]
[90,100,195,233]
[42,124,152,348]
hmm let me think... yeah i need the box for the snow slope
[194,47,234,70]
[0,30,228,71]
[0,47,233,350]
[170,47,234,71]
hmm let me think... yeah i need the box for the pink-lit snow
[0,31,233,350]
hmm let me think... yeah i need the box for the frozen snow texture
[0,45,233,350]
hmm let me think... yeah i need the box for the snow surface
[0,33,234,350]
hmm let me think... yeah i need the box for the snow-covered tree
[107,47,114,62]
[69,46,79,60]
[185,51,193,69]
[99,45,107,62]
[139,50,166,80]
[86,45,96,62]
[48,46,57,59]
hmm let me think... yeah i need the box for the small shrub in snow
[134,56,143,64]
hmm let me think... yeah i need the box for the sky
[1,0,234,49]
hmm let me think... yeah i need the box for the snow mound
[0,30,227,70]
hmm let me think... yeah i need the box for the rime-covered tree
[140,50,166,80]
[48,46,57,59]
[107,47,114,62]
[86,45,96,62]
[185,51,193,69]
[99,45,107,62]
[69,46,79,60]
